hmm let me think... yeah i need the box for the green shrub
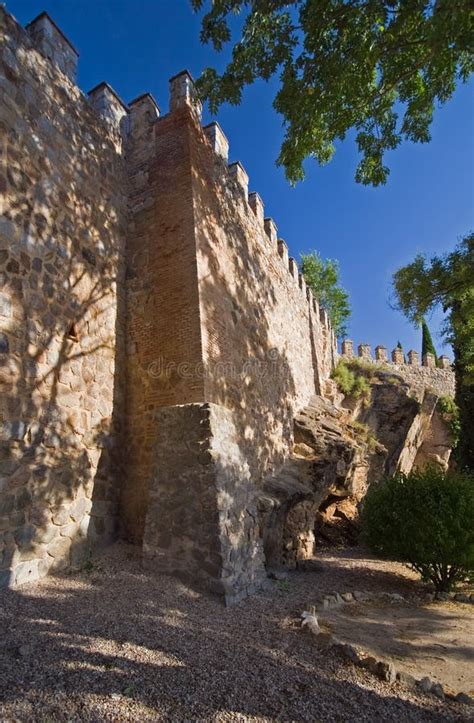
[353,374,371,399]
[331,360,371,401]
[362,468,474,592]
[332,361,357,395]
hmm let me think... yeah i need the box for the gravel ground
[0,543,471,722]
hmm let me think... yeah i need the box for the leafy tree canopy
[191,0,473,185]
[393,233,474,469]
[301,251,351,337]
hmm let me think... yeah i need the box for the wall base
[142,403,267,604]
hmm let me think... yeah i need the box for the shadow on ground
[0,544,469,722]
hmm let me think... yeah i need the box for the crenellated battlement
[339,340,455,398]
[340,340,452,370]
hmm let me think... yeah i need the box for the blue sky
[8,0,474,356]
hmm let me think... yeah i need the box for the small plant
[80,551,101,575]
[276,578,291,593]
[353,374,371,400]
[332,361,357,395]
[438,395,461,449]
[331,360,371,401]
[362,467,474,592]
[350,421,380,452]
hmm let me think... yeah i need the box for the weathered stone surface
[419,676,433,694]
[14,560,40,586]
[0,5,125,589]
[47,537,72,559]
[143,403,267,604]
[335,642,360,663]
[396,671,417,689]
[376,661,397,683]
[312,632,335,649]
[361,656,379,675]
[455,692,473,706]
[431,683,445,699]
[259,396,386,566]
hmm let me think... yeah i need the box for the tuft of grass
[350,420,379,451]
[331,360,371,401]
[80,552,101,575]
[276,578,291,593]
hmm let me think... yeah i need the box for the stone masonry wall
[124,77,336,556]
[1,7,337,598]
[123,98,205,543]
[341,341,455,398]
[192,105,336,481]
[140,76,337,601]
[0,7,127,587]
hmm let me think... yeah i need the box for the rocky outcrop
[258,396,386,567]
[260,365,454,567]
[354,367,453,474]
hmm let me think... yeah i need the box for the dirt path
[321,599,474,696]
[0,543,471,722]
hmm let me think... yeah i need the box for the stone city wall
[124,72,337,568]
[0,7,336,599]
[132,76,337,600]
[340,341,455,399]
[0,7,127,587]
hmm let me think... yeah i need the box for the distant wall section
[340,341,455,399]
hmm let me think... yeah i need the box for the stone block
[26,12,78,83]
[431,683,444,699]
[341,340,354,358]
[419,676,433,693]
[422,352,436,368]
[277,239,289,267]
[358,344,371,360]
[361,656,378,675]
[143,403,266,604]
[391,348,404,364]
[396,671,417,689]
[51,506,71,526]
[14,559,40,586]
[376,660,396,683]
[169,70,202,118]
[88,82,129,137]
[228,161,249,197]
[203,122,229,160]
[0,293,12,318]
[335,643,360,663]
[47,536,71,559]
[264,218,278,246]
[455,692,473,705]
[313,632,335,649]
[248,192,264,225]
